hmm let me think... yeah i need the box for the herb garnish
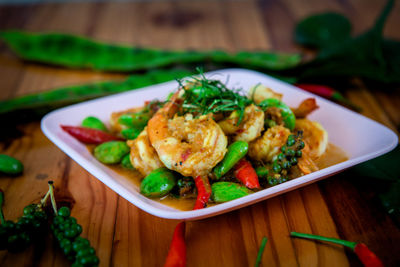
[179,70,252,124]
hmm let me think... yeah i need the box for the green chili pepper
[0,31,301,72]
[0,154,24,175]
[81,116,108,132]
[121,154,134,170]
[120,128,142,140]
[258,98,296,131]
[211,182,251,202]
[140,168,177,198]
[213,141,249,179]
[94,141,130,164]
[118,112,150,129]
[0,69,193,122]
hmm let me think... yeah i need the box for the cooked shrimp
[147,91,228,177]
[292,98,319,118]
[297,142,319,175]
[248,85,282,104]
[248,125,291,162]
[127,127,164,176]
[218,104,264,142]
[295,119,328,160]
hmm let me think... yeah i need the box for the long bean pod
[0,69,192,121]
[1,31,301,72]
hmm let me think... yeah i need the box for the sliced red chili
[234,158,260,189]
[193,175,212,210]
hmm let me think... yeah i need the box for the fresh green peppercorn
[296,150,302,158]
[272,162,282,173]
[282,161,291,169]
[277,153,285,161]
[58,207,71,217]
[23,204,36,215]
[268,178,278,186]
[286,149,295,157]
[286,135,296,146]
[290,157,298,165]
[281,145,287,153]
[298,141,305,150]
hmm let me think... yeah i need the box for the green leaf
[352,145,400,182]
[292,0,400,84]
[295,13,351,49]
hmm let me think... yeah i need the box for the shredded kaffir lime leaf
[178,71,252,124]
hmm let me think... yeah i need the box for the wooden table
[1,0,399,266]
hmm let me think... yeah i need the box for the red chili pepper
[164,222,186,267]
[290,232,383,267]
[61,125,122,144]
[193,175,212,210]
[234,159,260,189]
[295,83,361,112]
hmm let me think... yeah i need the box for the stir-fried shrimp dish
[64,73,347,211]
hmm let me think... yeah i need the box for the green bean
[213,141,248,179]
[121,154,134,170]
[94,141,129,164]
[0,154,24,175]
[0,31,301,72]
[81,116,108,132]
[0,69,193,122]
[211,182,251,203]
[140,168,177,198]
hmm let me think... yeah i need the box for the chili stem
[254,237,268,267]
[290,232,357,249]
[0,189,5,224]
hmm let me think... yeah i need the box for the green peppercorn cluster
[0,204,47,252]
[269,132,305,185]
[255,132,305,186]
[51,206,99,267]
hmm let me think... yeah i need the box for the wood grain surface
[0,0,400,266]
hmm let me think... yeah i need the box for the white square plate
[41,68,398,220]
